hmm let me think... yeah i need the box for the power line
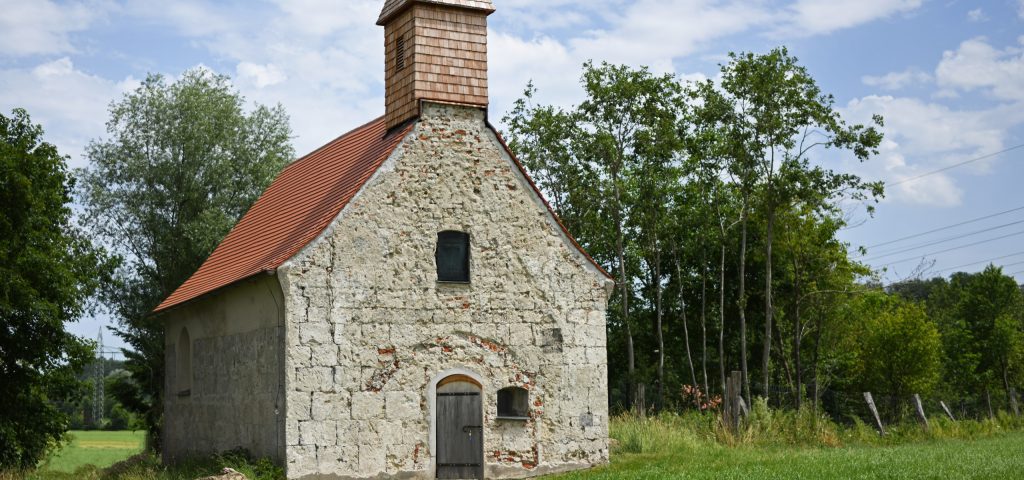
[876,229,1024,267]
[886,143,1024,187]
[933,250,1024,274]
[862,218,1024,261]
[864,205,1024,250]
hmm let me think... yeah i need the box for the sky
[2,0,1023,351]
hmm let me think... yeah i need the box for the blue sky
[2,0,1023,350]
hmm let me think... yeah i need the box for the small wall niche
[497,386,530,420]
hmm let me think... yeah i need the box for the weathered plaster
[163,274,286,464]
[280,102,611,479]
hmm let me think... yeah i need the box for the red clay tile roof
[154,115,611,314]
[153,117,413,313]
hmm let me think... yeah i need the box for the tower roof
[377,0,495,25]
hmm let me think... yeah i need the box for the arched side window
[177,327,192,396]
[436,231,470,283]
[497,387,529,420]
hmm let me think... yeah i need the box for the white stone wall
[279,102,612,479]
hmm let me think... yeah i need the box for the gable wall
[163,275,286,464]
[279,102,611,479]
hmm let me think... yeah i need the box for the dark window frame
[436,231,470,283]
[497,386,530,420]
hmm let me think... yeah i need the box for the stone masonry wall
[163,275,286,464]
[279,102,612,479]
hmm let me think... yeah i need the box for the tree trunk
[793,258,802,410]
[611,170,634,409]
[700,248,710,398]
[762,206,775,399]
[773,320,794,396]
[738,202,751,401]
[655,247,665,411]
[719,243,727,394]
[812,306,823,412]
[678,258,698,401]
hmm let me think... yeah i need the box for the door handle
[462,425,483,434]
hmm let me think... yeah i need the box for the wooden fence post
[723,371,742,434]
[913,394,929,430]
[863,392,886,436]
[940,401,956,421]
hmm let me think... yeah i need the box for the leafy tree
[78,69,293,447]
[718,48,884,399]
[505,62,685,408]
[686,79,755,398]
[852,293,942,413]
[0,109,112,470]
[944,267,1024,404]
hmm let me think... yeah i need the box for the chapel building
[156,1,613,478]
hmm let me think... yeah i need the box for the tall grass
[612,400,1024,455]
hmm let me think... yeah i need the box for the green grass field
[24,426,1024,479]
[552,432,1024,479]
[39,431,144,474]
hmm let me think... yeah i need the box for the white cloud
[121,0,240,38]
[0,0,106,57]
[236,62,287,88]
[488,0,774,120]
[0,58,137,167]
[841,95,1024,206]
[107,0,386,155]
[967,9,986,22]
[570,0,773,66]
[271,0,380,36]
[862,68,931,90]
[936,37,1024,101]
[781,0,923,36]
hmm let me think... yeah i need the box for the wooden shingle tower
[378,0,495,130]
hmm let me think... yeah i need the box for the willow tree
[77,69,293,446]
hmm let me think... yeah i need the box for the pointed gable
[154,119,413,313]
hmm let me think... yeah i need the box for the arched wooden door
[436,375,483,479]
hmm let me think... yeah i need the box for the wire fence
[618,378,1022,427]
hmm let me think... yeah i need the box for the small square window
[436,231,470,282]
[497,387,530,419]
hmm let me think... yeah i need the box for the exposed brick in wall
[279,103,611,479]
